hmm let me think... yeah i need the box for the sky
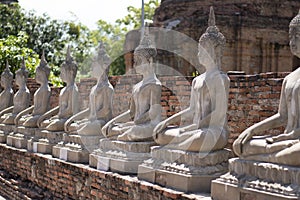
[18,0,143,29]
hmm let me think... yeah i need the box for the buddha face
[1,76,10,88]
[289,26,300,58]
[15,73,24,87]
[60,66,68,83]
[134,53,148,74]
[35,68,46,84]
[198,40,216,70]
[91,61,107,79]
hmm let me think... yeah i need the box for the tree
[0,3,94,85]
[116,0,160,29]
[91,0,160,75]
[0,31,39,76]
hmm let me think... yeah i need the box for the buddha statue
[37,46,79,131]
[0,61,14,112]
[153,7,230,152]
[102,28,162,142]
[138,8,231,192]
[232,10,300,166]
[14,51,51,128]
[64,42,114,136]
[0,58,30,125]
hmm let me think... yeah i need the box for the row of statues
[1,6,300,196]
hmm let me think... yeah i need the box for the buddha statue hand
[153,120,168,139]
[64,118,73,132]
[233,128,254,156]
[266,131,295,144]
[102,121,114,138]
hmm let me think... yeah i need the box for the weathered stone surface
[138,147,231,193]
[6,127,37,150]
[90,138,156,174]
[0,124,14,144]
[33,130,64,154]
[211,158,300,200]
[125,0,300,75]
[52,134,101,164]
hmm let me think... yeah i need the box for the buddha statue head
[198,6,226,70]
[15,58,29,87]
[91,42,111,79]
[289,9,300,58]
[133,27,157,74]
[60,46,77,84]
[36,50,50,84]
[1,61,13,89]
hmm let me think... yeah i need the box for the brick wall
[0,144,206,200]
[227,72,288,146]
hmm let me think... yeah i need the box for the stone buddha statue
[232,10,300,166]
[64,42,114,136]
[138,8,231,192]
[102,28,162,142]
[37,47,79,131]
[153,7,230,152]
[14,51,51,128]
[0,61,14,112]
[0,58,30,125]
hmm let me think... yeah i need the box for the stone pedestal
[138,147,231,193]
[89,138,156,174]
[32,130,64,154]
[211,158,300,200]
[6,126,37,149]
[0,124,15,144]
[52,133,101,164]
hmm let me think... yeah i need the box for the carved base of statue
[6,126,37,149]
[0,124,15,144]
[138,146,231,193]
[89,138,156,174]
[52,133,102,164]
[211,158,300,200]
[31,129,65,154]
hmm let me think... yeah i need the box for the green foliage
[0,32,39,77]
[0,3,94,85]
[91,0,160,75]
[116,0,160,29]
